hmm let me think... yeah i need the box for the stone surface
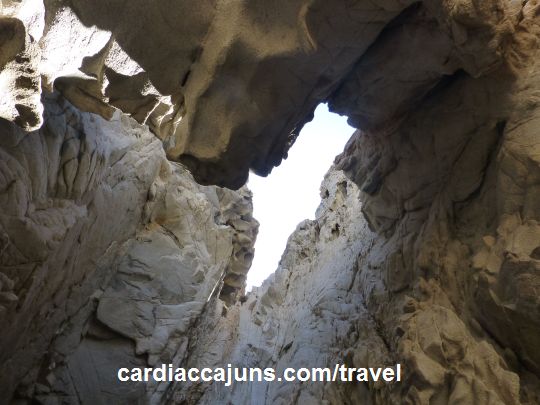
[172,167,540,404]
[0,0,540,404]
[0,0,460,188]
[168,2,540,403]
[0,94,257,403]
[2,1,534,185]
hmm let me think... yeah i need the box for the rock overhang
[0,0,528,189]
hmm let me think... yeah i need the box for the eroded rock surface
[0,94,257,403]
[1,0,540,404]
[2,0,424,187]
[167,3,540,402]
[171,164,540,405]
[4,0,526,188]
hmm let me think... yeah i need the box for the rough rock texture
[170,170,388,404]
[1,0,540,404]
[175,2,540,402]
[171,2,540,402]
[2,0,431,187]
[4,0,513,188]
[0,93,257,403]
[172,166,540,405]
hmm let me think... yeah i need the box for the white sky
[246,104,354,289]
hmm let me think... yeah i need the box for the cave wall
[4,0,504,188]
[177,2,540,403]
[1,0,540,404]
[9,0,465,188]
[0,94,257,403]
[178,163,539,404]
[168,170,389,404]
[198,65,540,404]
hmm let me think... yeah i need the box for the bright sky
[246,104,354,289]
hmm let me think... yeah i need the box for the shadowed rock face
[1,0,540,404]
[4,0,520,188]
[2,0,414,187]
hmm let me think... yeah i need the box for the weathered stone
[1,0,540,404]
[0,94,257,403]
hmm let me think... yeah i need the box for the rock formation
[169,158,540,404]
[0,93,257,402]
[4,0,527,189]
[1,0,540,404]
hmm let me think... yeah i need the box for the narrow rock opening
[246,104,353,289]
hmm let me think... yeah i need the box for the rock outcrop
[2,0,529,189]
[169,162,540,404]
[0,93,257,403]
[2,0,419,187]
[1,0,540,404]
[173,3,540,402]
[169,170,385,404]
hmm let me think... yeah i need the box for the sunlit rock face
[170,170,387,404]
[1,0,540,404]
[172,162,540,405]
[166,2,540,404]
[0,94,257,402]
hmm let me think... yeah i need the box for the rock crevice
[1,0,540,404]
